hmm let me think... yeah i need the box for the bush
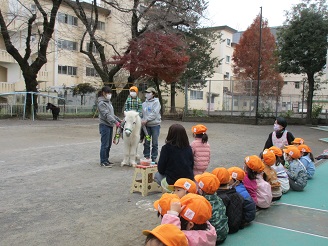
[312,104,323,119]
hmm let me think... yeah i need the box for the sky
[204,0,302,31]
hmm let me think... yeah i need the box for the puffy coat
[300,155,316,179]
[191,138,210,175]
[235,183,256,224]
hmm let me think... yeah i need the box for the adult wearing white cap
[142,87,161,163]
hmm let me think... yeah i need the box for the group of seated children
[143,137,316,246]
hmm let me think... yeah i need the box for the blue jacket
[299,155,315,179]
[235,183,256,224]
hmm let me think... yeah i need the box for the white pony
[121,111,141,167]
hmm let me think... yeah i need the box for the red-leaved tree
[232,15,284,98]
[112,31,190,114]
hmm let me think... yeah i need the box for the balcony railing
[0,50,16,63]
[0,82,15,93]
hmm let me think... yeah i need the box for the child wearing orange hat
[153,193,180,218]
[212,167,244,234]
[292,137,305,146]
[228,167,256,227]
[195,172,228,244]
[298,144,316,179]
[161,193,217,246]
[124,86,143,117]
[283,145,308,191]
[168,178,197,198]
[243,155,272,209]
[261,149,282,201]
[191,124,211,175]
[143,224,188,246]
[269,146,290,193]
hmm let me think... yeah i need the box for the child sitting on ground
[195,172,229,245]
[168,178,198,198]
[298,144,316,179]
[212,167,244,234]
[227,166,256,227]
[191,124,211,175]
[243,155,272,209]
[161,193,217,246]
[261,149,282,201]
[292,137,305,146]
[153,193,180,219]
[269,146,290,193]
[283,145,308,191]
[143,224,188,246]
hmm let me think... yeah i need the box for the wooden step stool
[130,165,162,196]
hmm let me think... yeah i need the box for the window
[86,67,98,77]
[234,100,238,107]
[58,39,77,51]
[58,65,77,75]
[224,72,230,79]
[87,19,105,30]
[226,55,230,63]
[226,38,231,46]
[86,43,99,54]
[58,12,78,26]
[295,82,300,89]
[31,4,37,14]
[190,90,203,100]
[243,101,247,107]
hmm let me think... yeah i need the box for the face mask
[273,124,281,132]
[145,93,153,100]
[130,92,137,98]
[106,94,112,100]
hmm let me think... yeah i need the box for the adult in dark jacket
[155,124,194,186]
[264,117,295,150]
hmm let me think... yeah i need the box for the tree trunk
[24,70,38,118]
[306,73,315,123]
[81,95,83,105]
[170,83,176,113]
[153,77,163,116]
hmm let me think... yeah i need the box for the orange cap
[269,146,283,157]
[143,224,188,246]
[292,138,304,144]
[168,178,197,194]
[262,149,276,166]
[153,193,180,216]
[180,193,212,224]
[244,155,265,173]
[227,167,245,181]
[297,144,312,153]
[212,167,231,184]
[129,86,138,93]
[194,172,220,194]
[191,124,207,134]
[283,145,302,159]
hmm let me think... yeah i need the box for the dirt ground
[0,118,327,246]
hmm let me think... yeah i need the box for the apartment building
[0,0,130,95]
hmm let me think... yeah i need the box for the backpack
[256,175,272,208]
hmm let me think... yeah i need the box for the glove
[116,122,120,128]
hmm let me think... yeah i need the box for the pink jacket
[191,139,211,175]
[162,214,217,246]
[243,174,257,203]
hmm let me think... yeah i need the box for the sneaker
[100,163,113,168]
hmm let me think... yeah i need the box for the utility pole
[255,7,263,125]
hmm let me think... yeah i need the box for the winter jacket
[191,138,211,175]
[157,144,194,185]
[255,174,272,208]
[161,213,217,246]
[235,183,256,224]
[264,130,294,149]
[271,163,290,193]
[287,159,308,189]
[97,97,120,127]
[204,194,229,244]
[243,174,257,203]
[300,155,316,179]
[142,97,161,126]
[263,165,282,199]
[124,96,143,117]
[216,188,244,234]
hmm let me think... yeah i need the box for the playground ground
[0,118,328,246]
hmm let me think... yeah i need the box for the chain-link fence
[182,79,328,119]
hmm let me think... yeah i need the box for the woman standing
[97,86,121,167]
[142,87,161,163]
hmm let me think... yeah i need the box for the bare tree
[0,0,63,116]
